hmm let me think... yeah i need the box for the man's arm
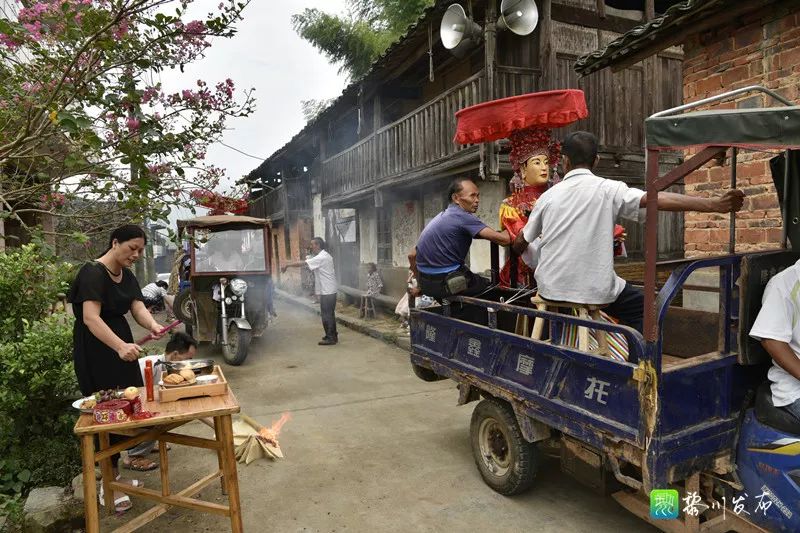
[761,339,800,381]
[640,190,744,212]
[408,247,418,279]
[281,260,306,273]
[476,227,511,246]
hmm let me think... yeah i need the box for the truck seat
[754,382,800,435]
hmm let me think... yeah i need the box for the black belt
[418,268,461,280]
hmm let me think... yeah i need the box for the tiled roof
[574,0,728,76]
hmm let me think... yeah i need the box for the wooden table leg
[98,432,115,513]
[219,414,243,533]
[214,416,227,495]
[80,435,100,533]
[159,439,170,496]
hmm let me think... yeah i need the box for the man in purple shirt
[409,178,511,301]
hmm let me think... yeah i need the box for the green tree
[292,0,433,81]
[0,0,256,244]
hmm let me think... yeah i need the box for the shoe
[318,339,337,345]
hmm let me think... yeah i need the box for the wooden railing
[323,71,488,199]
[322,67,544,200]
[258,186,286,220]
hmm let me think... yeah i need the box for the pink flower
[126,117,140,132]
[185,20,206,35]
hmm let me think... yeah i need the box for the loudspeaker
[440,4,482,57]
[498,0,539,36]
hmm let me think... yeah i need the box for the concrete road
[106,303,655,532]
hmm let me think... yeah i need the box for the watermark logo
[650,489,679,520]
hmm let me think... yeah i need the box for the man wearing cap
[409,177,510,302]
[513,130,744,333]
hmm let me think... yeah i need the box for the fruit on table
[123,386,139,400]
[94,389,121,402]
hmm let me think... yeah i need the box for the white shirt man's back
[305,249,337,296]
[522,168,645,304]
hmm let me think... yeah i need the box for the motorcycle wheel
[173,288,194,323]
[223,322,251,366]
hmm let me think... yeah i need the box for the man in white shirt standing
[283,237,339,345]
[749,260,800,421]
[513,131,744,332]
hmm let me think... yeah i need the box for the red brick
[734,26,763,49]
[739,228,767,243]
[750,193,779,210]
[685,229,710,243]
[721,65,750,86]
[766,228,783,243]
[696,74,723,95]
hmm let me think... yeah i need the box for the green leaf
[16,470,30,483]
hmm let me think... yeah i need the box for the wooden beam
[596,0,606,18]
[539,0,553,89]
[112,472,223,533]
[645,0,655,21]
[653,146,727,191]
[551,4,641,34]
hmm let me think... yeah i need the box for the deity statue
[498,127,560,287]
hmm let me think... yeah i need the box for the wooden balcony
[251,177,311,222]
[322,67,539,204]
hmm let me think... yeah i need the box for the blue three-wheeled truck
[409,87,800,532]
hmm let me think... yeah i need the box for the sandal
[99,478,142,513]
[122,456,158,471]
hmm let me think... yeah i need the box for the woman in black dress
[69,224,164,511]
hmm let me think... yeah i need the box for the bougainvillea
[0,0,256,242]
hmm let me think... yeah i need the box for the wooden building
[249,0,686,299]
[577,0,799,258]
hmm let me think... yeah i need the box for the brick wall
[680,6,799,256]
[272,218,315,295]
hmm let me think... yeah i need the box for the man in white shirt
[513,131,744,332]
[283,237,339,345]
[749,260,800,420]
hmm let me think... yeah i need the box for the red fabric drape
[454,89,589,145]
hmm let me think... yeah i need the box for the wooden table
[73,389,242,533]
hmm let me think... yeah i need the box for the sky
[161,0,350,193]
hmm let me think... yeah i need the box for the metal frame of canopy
[642,85,800,343]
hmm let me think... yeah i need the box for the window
[377,207,392,265]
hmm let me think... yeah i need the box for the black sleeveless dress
[69,262,145,396]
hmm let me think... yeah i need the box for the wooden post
[80,435,100,533]
[219,415,243,533]
[539,0,554,90]
[98,432,115,513]
[214,416,227,495]
[484,0,499,180]
[645,0,655,21]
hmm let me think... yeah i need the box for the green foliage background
[292,0,434,80]
[0,246,79,518]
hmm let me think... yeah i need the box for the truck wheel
[223,323,251,366]
[470,398,539,495]
[173,289,194,323]
[411,363,445,382]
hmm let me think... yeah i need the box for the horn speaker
[498,0,539,36]
[440,4,482,57]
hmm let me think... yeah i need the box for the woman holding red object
[68,224,165,511]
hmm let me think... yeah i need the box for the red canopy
[454,89,588,145]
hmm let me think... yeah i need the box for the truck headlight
[230,278,248,296]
